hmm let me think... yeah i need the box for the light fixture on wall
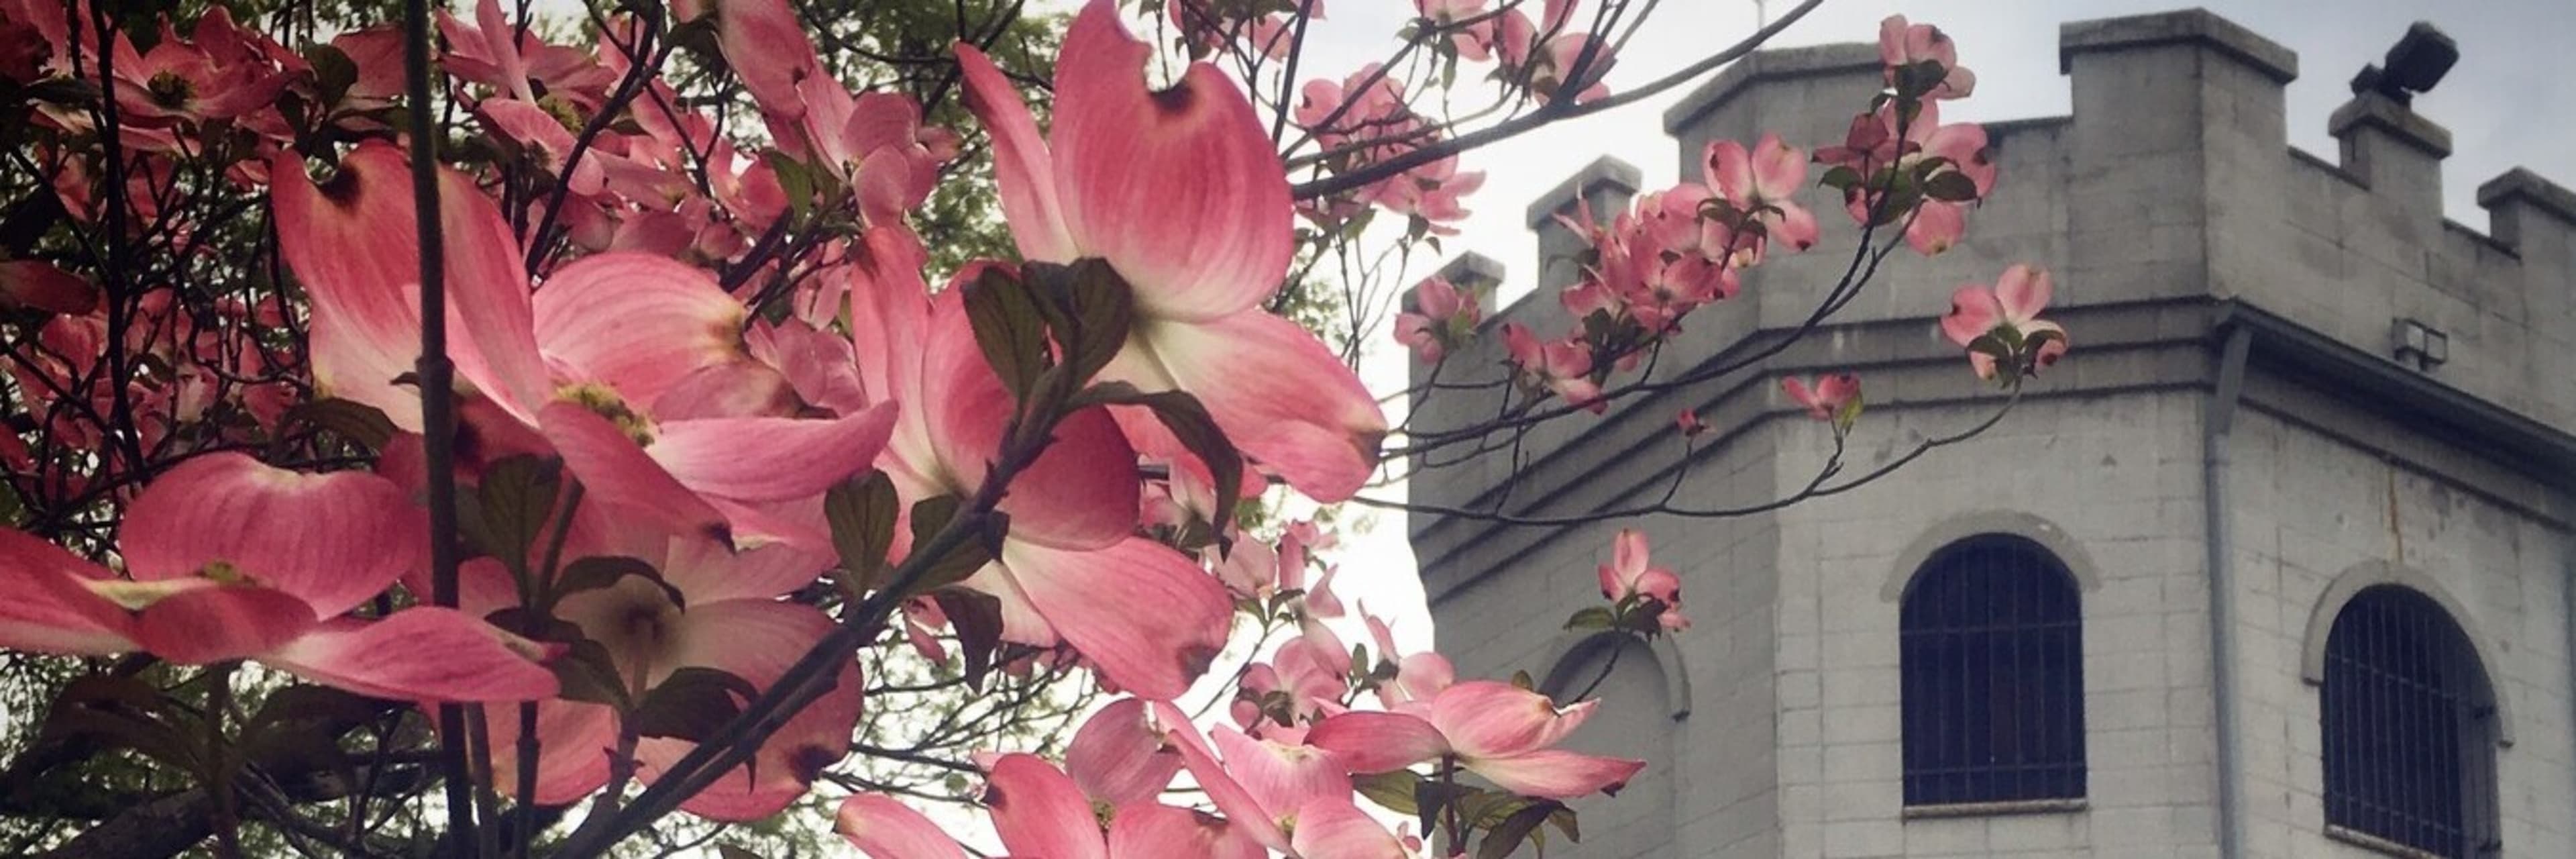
[2390,317,2448,372]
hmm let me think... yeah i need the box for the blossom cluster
[1395,15,2070,434]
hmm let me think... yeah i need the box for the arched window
[1899,535,2085,807]
[2321,586,2500,858]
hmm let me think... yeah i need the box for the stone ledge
[2328,92,2453,157]
[1660,42,1882,135]
[2477,168,2576,225]
[1434,251,1507,291]
[2058,9,2298,84]
[1523,155,1642,228]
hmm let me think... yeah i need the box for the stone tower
[1410,10,2576,858]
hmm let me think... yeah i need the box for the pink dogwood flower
[1703,134,1819,257]
[1940,264,2068,380]
[1780,373,1860,422]
[1307,679,1646,799]
[460,509,861,821]
[1395,276,1480,362]
[1599,528,1688,631]
[956,0,1387,502]
[0,453,555,702]
[1879,15,1975,100]
[846,242,1231,701]
[1817,100,1994,256]
[1502,323,1603,413]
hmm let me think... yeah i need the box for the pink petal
[1159,707,1292,851]
[1105,803,1266,859]
[1067,698,1185,807]
[270,143,430,425]
[1749,133,1807,198]
[837,794,967,859]
[119,452,421,619]
[649,404,897,502]
[986,753,1109,859]
[534,253,755,407]
[1211,727,1348,825]
[1613,529,1650,585]
[1905,198,1968,256]
[1288,799,1408,859]
[640,599,863,821]
[429,151,551,418]
[1937,284,2001,348]
[917,293,1139,548]
[0,529,138,654]
[1994,264,2052,325]
[1304,711,1447,773]
[264,607,559,702]
[1122,312,1384,502]
[1701,139,1752,203]
[480,698,619,805]
[710,0,821,120]
[998,537,1231,701]
[657,536,834,605]
[649,360,801,420]
[134,586,318,664]
[539,401,731,540]
[1464,748,1646,799]
[0,260,99,315]
[953,44,1077,262]
[1051,1,1292,322]
[270,142,549,423]
[1427,680,1585,759]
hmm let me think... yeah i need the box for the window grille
[1899,535,2086,807]
[2322,585,2501,858]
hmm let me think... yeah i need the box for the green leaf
[1563,606,1615,631]
[824,471,900,593]
[1352,770,1421,815]
[630,667,758,743]
[549,636,633,709]
[552,556,678,608]
[1832,390,1866,436]
[1921,170,1980,202]
[1028,260,1136,388]
[281,398,396,450]
[761,150,817,219]
[934,589,1006,689]
[305,44,358,106]
[1817,165,1864,191]
[906,495,996,593]
[963,265,1052,403]
[465,456,562,576]
[1477,799,1568,859]
[1075,383,1248,538]
[1413,778,1480,842]
[1548,805,1582,843]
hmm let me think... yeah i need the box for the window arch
[1898,534,2086,807]
[2321,585,2501,858]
